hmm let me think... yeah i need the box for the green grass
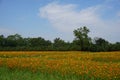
[0,67,106,80]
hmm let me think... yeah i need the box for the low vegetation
[0,51,120,80]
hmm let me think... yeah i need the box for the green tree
[109,42,120,51]
[53,38,67,50]
[73,26,91,51]
[6,34,24,47]
[93,37,110,51]
[27,37,52,50]
[29,37,51,47]
[0,35,5,47]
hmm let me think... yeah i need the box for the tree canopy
[73,26,91,51]
[0,27,120,51]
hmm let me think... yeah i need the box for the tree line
[0,26,120,51]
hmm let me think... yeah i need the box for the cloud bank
[39,2,103,31]
[39,2,120,42]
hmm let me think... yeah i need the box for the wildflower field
[0,51,120,80]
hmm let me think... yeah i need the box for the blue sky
[0,0,120,42]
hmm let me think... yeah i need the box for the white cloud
[39,2,103,32]
[39,2,120,42]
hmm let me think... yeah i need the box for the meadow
[0,51,120,80]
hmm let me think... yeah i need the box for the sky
[0,0,120,43]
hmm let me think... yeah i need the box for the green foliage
[0,67,105,80]
[73,26,92,51]
[0,26,120,51]
[90,37,110,52]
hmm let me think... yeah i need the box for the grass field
[0,51,120,80]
